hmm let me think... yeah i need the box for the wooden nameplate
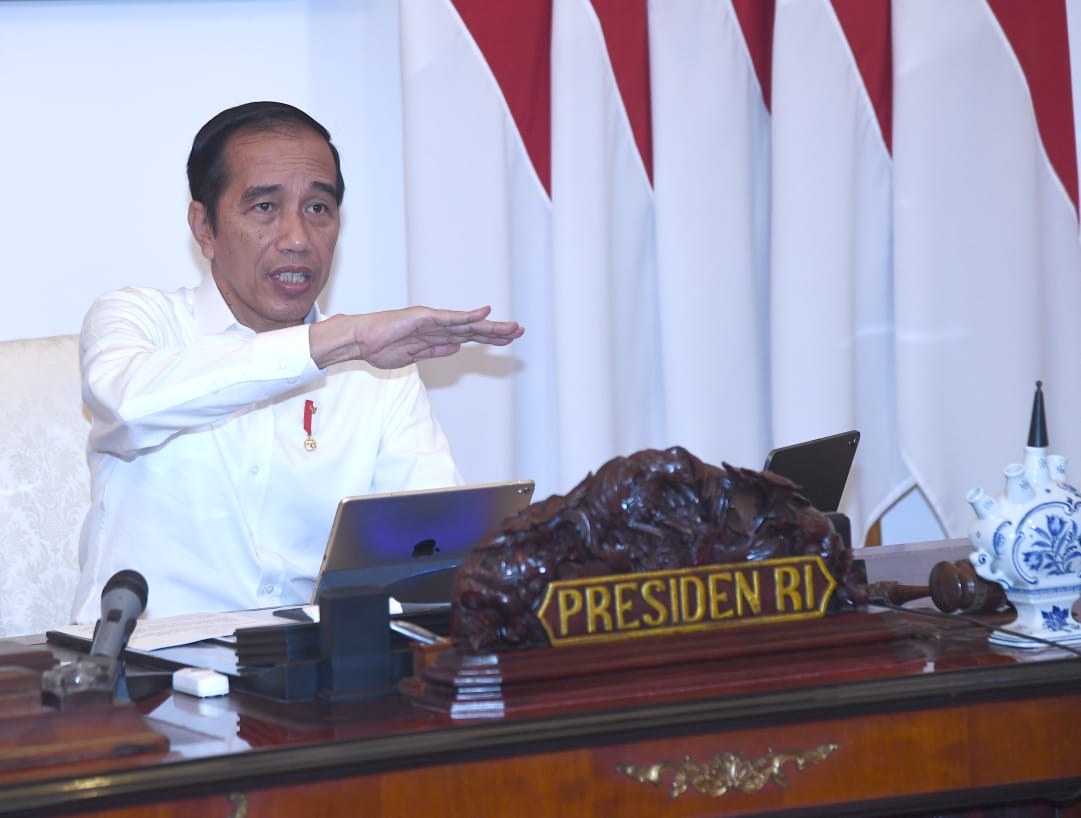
[403,611,953,719]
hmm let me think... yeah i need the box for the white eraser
[172,667,229,698]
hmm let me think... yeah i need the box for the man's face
[188,127,341,333]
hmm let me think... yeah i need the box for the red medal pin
[303,400,317,452]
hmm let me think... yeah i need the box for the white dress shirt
[71,279,461,623]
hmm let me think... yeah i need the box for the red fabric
[732,0,776,111]
[832,0,893,153]
[590,0,653,183]
[451,0,553,194]
[987,0,1079,215]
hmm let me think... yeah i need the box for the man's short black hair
[187,101,346,232]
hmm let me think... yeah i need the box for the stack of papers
[49,607,319,652]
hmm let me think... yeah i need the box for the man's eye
[254,202,273,213]
[309,203,328,214]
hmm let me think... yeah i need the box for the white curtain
[397,0,1081,548]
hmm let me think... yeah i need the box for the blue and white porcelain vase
[967,382,1081,648]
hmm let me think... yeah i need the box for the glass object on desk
[40,655,117,710]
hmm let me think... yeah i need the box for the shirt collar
[193,274,323,336]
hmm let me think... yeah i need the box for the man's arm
[309,306,524,370]
[82,291,523,457]
[81,289,321,456]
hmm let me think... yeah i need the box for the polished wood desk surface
[2,605,1081,818]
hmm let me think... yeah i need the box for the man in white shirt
[71,101,523,622]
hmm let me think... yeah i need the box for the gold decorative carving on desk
[227,791,248,818]
[614,742,839,798]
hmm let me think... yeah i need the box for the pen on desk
[390,619,449,646]
[273,607,446,644]
[273,607,314,623]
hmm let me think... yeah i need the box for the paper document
[51,610,287,652]
[50,599,411,653]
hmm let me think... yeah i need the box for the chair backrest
[0,334,89,637]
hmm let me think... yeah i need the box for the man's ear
[188,201,216,261]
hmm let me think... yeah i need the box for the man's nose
[277,209,311,252]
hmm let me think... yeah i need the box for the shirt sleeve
[82,288,324,456]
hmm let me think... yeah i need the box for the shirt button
[264,584,274,594]
[250,465,260,475]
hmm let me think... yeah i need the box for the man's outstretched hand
[310,306,524,370]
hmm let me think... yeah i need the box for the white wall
[0,0,407,340]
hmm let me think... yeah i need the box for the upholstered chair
[0,335,89,637]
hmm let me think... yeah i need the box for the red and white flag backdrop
[397,0,1081,547]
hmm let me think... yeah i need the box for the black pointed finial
[1028,380,1048,448]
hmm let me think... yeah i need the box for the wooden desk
[2,608,1081,818]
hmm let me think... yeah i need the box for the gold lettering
[586,586,613,633]
[543,558,829,645]
[558,589,583,636]
[735,570,762,615]
[614,581,640,630]
[679,576,706,623]
[641,579,668,626]
[775,566,802,612]
[708,571,734,620]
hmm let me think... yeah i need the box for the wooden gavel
[854,559,1009,615]
[927,558,1009,614]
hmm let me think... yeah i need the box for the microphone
[41,570,149,709]
[89,569,149,659]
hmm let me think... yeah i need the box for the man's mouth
[271,270,312,284]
